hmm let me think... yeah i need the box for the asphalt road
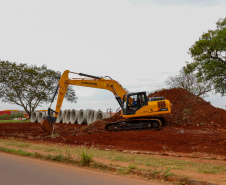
[0,152,164,185]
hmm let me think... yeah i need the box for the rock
[178,129,184,134]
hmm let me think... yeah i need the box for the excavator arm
[55,70,128,116]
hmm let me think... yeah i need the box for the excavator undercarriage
[105,117,164,131]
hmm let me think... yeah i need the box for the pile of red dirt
[73,112,124,135]
[148,88,226,127]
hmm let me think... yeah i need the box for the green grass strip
[0,120,31,123]
[0,146,78,164]
[0,146,34,156]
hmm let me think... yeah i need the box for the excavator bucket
[40,117,57,135]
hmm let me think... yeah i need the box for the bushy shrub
[80,150,93,166]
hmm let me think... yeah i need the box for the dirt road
[0,152,165,185]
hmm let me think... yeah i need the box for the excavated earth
[1,88,226,156]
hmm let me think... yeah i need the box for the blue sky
[0,0,226,112]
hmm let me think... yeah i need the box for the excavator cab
[123,92,148,115]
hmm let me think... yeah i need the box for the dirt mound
[73,112,123,135]
[148,88,226,127]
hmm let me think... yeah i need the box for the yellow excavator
[40,70,171,134]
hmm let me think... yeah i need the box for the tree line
[0,113,25,120]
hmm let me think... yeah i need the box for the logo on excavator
[81,81,97,85]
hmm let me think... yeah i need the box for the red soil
[148,88,226,127]
[0,88,226,156]
[1,122,226,156]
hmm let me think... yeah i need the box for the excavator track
[105,117,164,131]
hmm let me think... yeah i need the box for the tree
[165,69,213,97]
[0,114,10,120]
[184,17,226,96]
[0,61,77,116]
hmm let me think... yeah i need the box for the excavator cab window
[138,94,146,107]
[123,92,148,115]
[128,95,138,114]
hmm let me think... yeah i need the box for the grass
[80,149,93,166]
[117,164,137,175]
[0,146,34,156]
[163,168,175,177]
[0,146,78,164]
[1,138,226,175]
[0,146,87,166]
[0,120,31,123]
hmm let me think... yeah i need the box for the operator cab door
[123,92,148,115]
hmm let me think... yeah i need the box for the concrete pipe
[56,110,63,123]
[91,110,97,122]
[77,109,89,125]
[70,109,79,124]
[94,110,105,121]
[43,111,54,117]
[103,113,110,119]
[65,109,71,124]
[31,111,39,122]
[37,111,46,123]
[62,109,67,124]
[87,110,94,125]
[45,111,55,117]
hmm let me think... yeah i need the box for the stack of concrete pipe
[32,109,111,125]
